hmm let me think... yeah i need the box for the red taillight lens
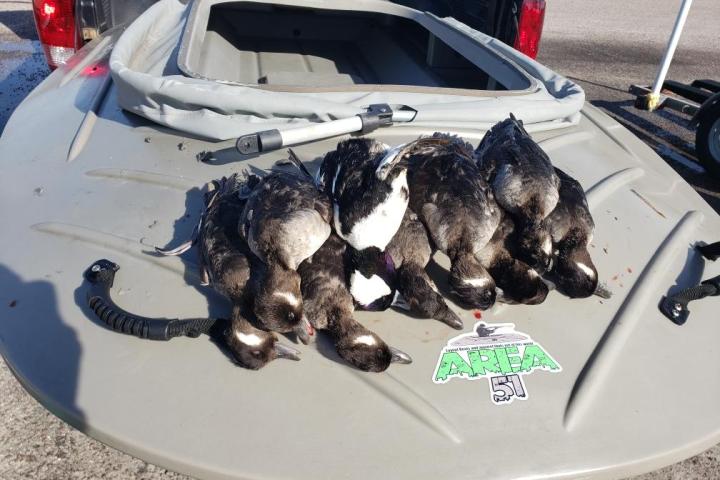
[514,0,546,59]
[32,0,78,69]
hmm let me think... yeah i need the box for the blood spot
[473,310,482,319]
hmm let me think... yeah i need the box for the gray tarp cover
[109,0,585,141]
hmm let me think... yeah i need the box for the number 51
[490,374,527,404]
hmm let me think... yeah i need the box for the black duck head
[335,328,412,373]
[449,254,497,310]
[224,311,301,370]
[547,231,598,298]
[255,267,314,344]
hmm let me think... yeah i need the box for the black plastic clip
[236,129,282,155]
[358,104,393,134]
[697,241,720,261]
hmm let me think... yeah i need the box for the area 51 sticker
[433,322,561,405]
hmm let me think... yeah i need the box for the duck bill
[389,346,413,365]
[390,291,411,311]
[294,315,315,345]
[375,143,407,180]
[593,282,613,299]
[274,343,301,361]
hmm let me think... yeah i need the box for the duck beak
[594,282,613,299]
[294,315,314,345]
[274,343,301,361]
[389,346,413,365]
[437,308,464,330]
[541,278,557,291]
[390,291,411,311]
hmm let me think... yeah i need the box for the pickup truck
[32,0,547,69]
[2,1,720,479]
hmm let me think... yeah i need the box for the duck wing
[547,167,594,243]
[198,174,253,298]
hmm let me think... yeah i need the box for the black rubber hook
[83,259,226,340]
[659,242,720,325]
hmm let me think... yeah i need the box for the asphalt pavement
[539,0,720,214]
[1,0,720,478]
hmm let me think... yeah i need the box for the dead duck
[224,307,301,370]
[475,114,560,273]
[407,134,501,310]
[240,160,332,342]
[316,138,413,311]
[196,174,300,369]
[544,167,598,298]
[386,208,464,329]
[476,212,548,305]
[297,234,412,372]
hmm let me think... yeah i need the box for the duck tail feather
[237,171,261,199]
[284,148,315,180]
[508,112,529,136]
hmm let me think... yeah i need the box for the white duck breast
[241,170,332,270]
[493,163,560,219]
[333,171,409,251]
[274,209,331,269]
[350,271,392,306]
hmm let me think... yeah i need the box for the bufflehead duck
[199,175,300,369]
[386,208,464,329]
[316,138,415,311]
[297,234,412,372]
[475,114,560,273]
[476,212,549,305]
[224,307,301,370]
[240,165,331,343]
[545,167,599,298]
[407,134,501,309]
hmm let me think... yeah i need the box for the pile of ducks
[159,115,600,372]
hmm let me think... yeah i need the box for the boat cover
[109,0,585,141]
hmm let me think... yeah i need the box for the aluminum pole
[647,0,694,110]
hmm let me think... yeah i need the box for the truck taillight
[32,0,79,69]
[514,0,545,59]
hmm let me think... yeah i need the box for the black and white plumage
[297,234,412,372]
[317,138,412,311]
[240,166,331,342]
[476,212,549,305]
[386,209,464,329]
[407,134,501,310]
[544,167,598,298]
[198,174,300,369]
[475,114,560,274]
